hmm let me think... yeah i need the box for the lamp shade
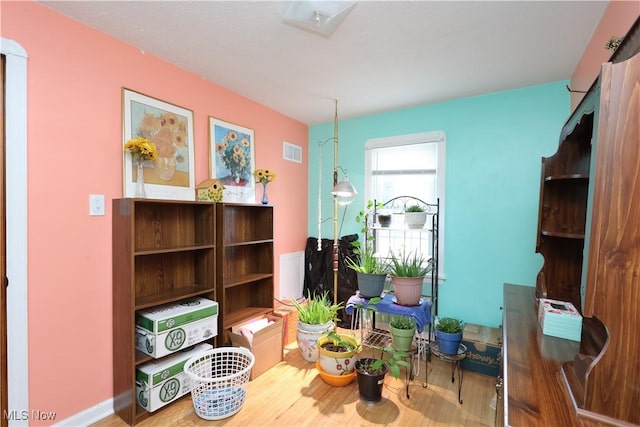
[332,179,358,205]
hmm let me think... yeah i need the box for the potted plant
[435,317,464,355]
[388,250,433,306]
[388,315,417,351]
[292,291,343,362]
[316,331,361,386]
[404,204,427,229]
[346,200,389,298]
[354,345,410,404]
[376,210,392,227]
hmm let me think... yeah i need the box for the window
[364,131,446,281]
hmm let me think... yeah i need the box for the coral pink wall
[570,2,639,110]
[1,1,308,424]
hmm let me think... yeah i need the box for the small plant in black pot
[434,317,463,355]
[355,346,409,404]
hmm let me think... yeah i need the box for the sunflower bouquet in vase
[124,137,157,198]
[253,168,276,205]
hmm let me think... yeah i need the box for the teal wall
[308,81,570,327]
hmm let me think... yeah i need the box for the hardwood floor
[95,335,497,426]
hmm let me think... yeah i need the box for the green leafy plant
[356,346,410,378]
[345,246,387,274]
[292,291,343,325]
[324,331,361,353]
[346,200,388,274]
[389,315,416,330]
[405,204,424,213]
[388,250,433,278]
[435,317,463,334]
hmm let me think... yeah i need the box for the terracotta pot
[391,276,424,306]
[315,361,356,386]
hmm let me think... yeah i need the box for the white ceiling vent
[283,141,302,163]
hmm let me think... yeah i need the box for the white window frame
[364,131,446,282]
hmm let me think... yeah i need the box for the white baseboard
[54,398,113,427]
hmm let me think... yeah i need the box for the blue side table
[346,293,431,333]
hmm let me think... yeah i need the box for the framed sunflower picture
[209,117,256,203]
[122,88,195,200]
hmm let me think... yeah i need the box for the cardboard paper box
[136,297,218,358]
[538,298,582,341]
[136,343,212,412]
[136,297,218,333]
[273,302,299,345]
[229,315,283,380]
[461,323,502,377]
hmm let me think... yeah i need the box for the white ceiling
[40,1,608,125]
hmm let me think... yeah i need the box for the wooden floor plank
[94,333,497,426]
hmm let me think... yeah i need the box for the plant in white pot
[389,315,417,352]
[346,200,389,298]
[434,317,464,355]
[388,250,433,306]
[404,204,427,229]
[316,331,361,386]
[292,291,342,362]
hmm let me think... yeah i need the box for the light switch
[89,194,105,216]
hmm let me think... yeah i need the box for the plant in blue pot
[434,317,464,355]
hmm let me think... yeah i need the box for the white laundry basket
[183,346,255,420]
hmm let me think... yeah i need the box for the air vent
[283,141,302,163]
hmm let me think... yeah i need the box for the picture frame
[209,117,256,203]
[122,88,195,200]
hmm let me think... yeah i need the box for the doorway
[1,38,29,427]
[1,52,7,427]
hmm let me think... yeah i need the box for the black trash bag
[303,235,359,328]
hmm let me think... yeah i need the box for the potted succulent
[292,291,343,362]
[354,346,410,404]
[388,315,417,351]
[346,200,388,298]
[435,317,464,355]
[404,204,427,229]
[316,331,361,385]
[388,250,433,306]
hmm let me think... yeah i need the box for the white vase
[135,159,146,198]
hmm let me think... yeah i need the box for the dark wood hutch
[501,17,640,426]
